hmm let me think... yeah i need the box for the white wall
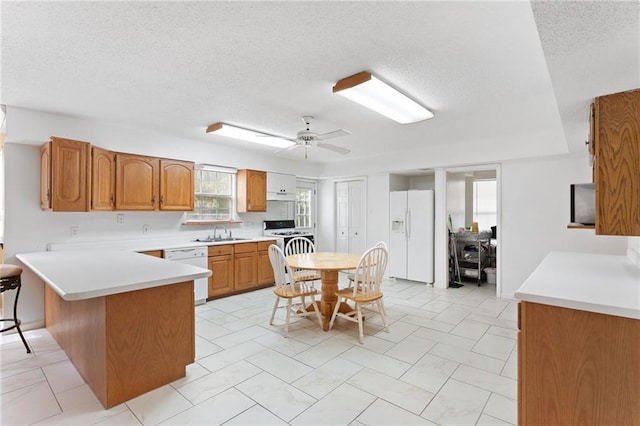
[409,175,435,190]
[3,108,322,329]
[500,155,627,299]
[446,172,466,231]
[367,173,390,250]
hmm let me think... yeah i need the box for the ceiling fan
[278,116,351,158]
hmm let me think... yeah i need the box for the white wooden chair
[268,244,322,336]
[285,237,321,284]
[346,241,387,285]
[329,244,389,344]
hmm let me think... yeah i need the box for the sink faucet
[212,226,221,240]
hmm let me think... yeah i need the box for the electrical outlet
[142,225,149,234]
[70,226,79,237]
[117,214,124,224]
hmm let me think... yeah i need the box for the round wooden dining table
[286,251,361,331]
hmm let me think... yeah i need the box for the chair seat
[0,264,22,279]
[292,270,321,282]
[274,284,319,299]
[335,287,383,303]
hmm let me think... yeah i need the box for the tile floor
[1,276,518,425]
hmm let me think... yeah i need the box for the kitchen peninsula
[515,251,640,425]
[16,250,211,408]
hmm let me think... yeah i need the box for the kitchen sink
[192,237,251,243]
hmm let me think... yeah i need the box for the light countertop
[17,250,212,301]
[515,251,640,320]
[47,236,279,252]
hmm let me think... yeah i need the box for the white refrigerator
[389,190,434,283]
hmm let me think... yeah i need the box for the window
[186,165,236,222]
[295,181,316,230]
[473,179,497,232]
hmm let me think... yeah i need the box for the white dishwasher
[163,246,208,305]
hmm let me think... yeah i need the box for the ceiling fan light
[206,122,294,149]
[333,71,434,124]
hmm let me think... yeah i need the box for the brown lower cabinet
[208,245,234,297]
[518,301,640,425]
[234,243,258,291]
[257,241,276,285]
[207,240,276,299]
[139,250,163,258]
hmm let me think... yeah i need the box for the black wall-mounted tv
[570,183,595,225]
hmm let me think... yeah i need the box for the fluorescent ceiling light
[333,71,434,124]
[206,122,294,149]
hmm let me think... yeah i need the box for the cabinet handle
[160,195,164,204]
[152,196,156,204]
[110,194,115,204]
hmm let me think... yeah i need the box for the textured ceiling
[1,1,638,168]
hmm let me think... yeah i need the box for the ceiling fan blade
[274,142,301,154]
[316,129,351,140]
[317,142,350,155]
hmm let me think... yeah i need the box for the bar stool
[1,264,31,353]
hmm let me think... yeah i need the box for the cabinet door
[247,170,266,212]
[257,253,275,286]
[40,143,52,211]
[50,137,90,211]
[257,240,276,286]
[234,243,258,290]
[115,154,159,210]
[234,252,257,290]
[91,147,116,211]
[595,89,640,236]
[208,253,234,297]
[160,159,194,211]
[282,173,297,194]
[266,172,281,194]
[237,169,266,212]
[519,301,640,425]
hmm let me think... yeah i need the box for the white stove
[263,220,314,250]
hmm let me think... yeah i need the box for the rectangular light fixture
[333,71,434,124]
[206,122,294,148]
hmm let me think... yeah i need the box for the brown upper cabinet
[41,137,90,212]
[236,169,267,212]
[115,154,194,211]
[115,154,160,210]
[91,147,116,210]
[160,159,194,211]
[43,138,194,212]
[593,88,640,236]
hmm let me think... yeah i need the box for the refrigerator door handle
[406,210,411,239]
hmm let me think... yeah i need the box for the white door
[348,180,366,255]
[389,191,408,279]
[336,182,349,252]
[407,190,434,283]
[335,179,366,254]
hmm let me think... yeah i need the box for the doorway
[444,166,501,297]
